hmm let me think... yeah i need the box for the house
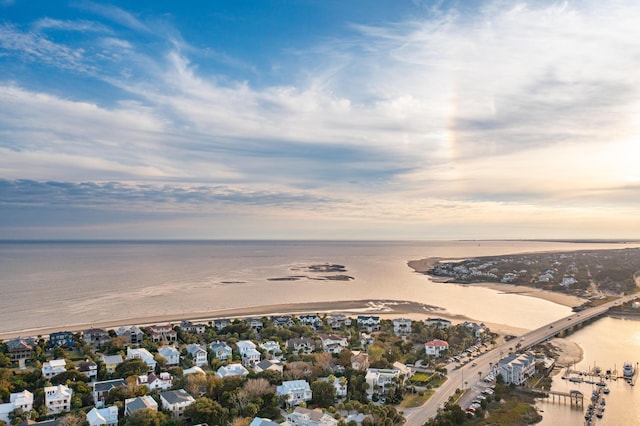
[99,354,123,374]
[320,376,347,399]
[246,317,264,331]
[495,352,537,385]
[86,406,118,426]
[76,359,98,381]
[236,340,261,367]
[216,363,250,379]
[364,369,400,399]
[213,319,230,331]
[285,406,339,426]
[270,315,295,328]
[249,418,280,426]
[299,314,323,329]
[126,347,156,372]
[115,326,144,345]
[42,359,67,379]
[359,333,374,348]
[357,315,380,332]
[350,351,370,371]
[253,359,283,374]
[423,318,452,329]
[186,343,208,367]
[259,340,283,360]
[137,372,173,391]
[561,277,578,288]
[210,341,233,361]
[49,331,74,347]
[180,321,206,334]
[425,339,449,358]
[146,324,177,343]
[392,318,413,336]
[276,380,313,407]
[124,395,158,416]
[92,379,126,407]
[392,361,413,379]
[463,321,487,338]
[158,346,180,367]
[287,337,315,354]
[318,334,348,354]
[0,390,33,424]
[160,389,195,419]
[327,315,351,330]
[44,384,73,415]
[5,338,34,365]
[83,328,111,348]
[183,366,206,376]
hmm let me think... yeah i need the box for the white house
[216,363,250,379]
[299,315,323,329]
[76,359,98,381]
[160,389,195,419]
[42,359,67,379]
[318,334,348,354]
[260,340,283,360]
[425,339,449,358]
[364,369,400,399]
[276,380,313,407]
[210,341,233,361]
[86,406,118,426]
[392,318,413,336]
[186,343,208,367]
[158,346,180,367]
[0,390,33,424]
[357,315,380,332]
[285,406,339,426]
[236,340,261,367]
[137,372,173,391]
[495,353,537,385]
[126,347,157,372]
[44,384,73,415]
[124,395,158,416]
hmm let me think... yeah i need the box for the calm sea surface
[0,240,636,335]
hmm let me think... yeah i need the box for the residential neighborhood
[0,312,499,425]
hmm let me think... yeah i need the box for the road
[402,294,637,425]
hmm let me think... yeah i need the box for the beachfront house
[158,346,180,367]
[210,341,233,361]
[93,379,126,408]
[216,363,250,379]
[425,339,449,358]
[126,347,157,372]
[82,328,111,348]
[299,314,323,329]
[270,315,295,328]
[327,315,351,329]
[495,352,537,385]
[319,334,348,354]
[357,315,380,332]
[86,406,118,426]
[49,331,74,347]
[186,343,208,367]
[124,395,158,416]
[115,326,144,345]
[180,321,206,334]
[276,380,313,407]
[99,354,123,374]
[45,384,73,415]
[423,318,452,329]
[160,389,196,419]
[237,340,261,367]
[247,317,264,331]
[393,318,413,336]
[6,338,34,365]
[146,324,178,343]
[213,319,230,331]
[42,359,67,379]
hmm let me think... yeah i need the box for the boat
[623,362,634,378]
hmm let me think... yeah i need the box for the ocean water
[0,240,635,335]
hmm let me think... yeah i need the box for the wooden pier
[539,389,584,407]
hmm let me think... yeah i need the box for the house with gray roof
[124,395,158,416]
[92,379,126,407]
[160,389,195,419]
[210,341,233,361]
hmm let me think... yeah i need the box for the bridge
[402,294,637,425]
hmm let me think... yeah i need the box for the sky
[1,0,640,240]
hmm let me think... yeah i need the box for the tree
[115,359,148,378]
[311,380,336,408]
[122,408,170,426]
[184,397,230,425]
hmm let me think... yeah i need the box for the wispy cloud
[32,17,112,33]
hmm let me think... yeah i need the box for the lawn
[398,390,434,408]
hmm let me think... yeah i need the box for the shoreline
[408,257,585,308]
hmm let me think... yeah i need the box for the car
[471,362,477,367]
[549,325,554,328]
